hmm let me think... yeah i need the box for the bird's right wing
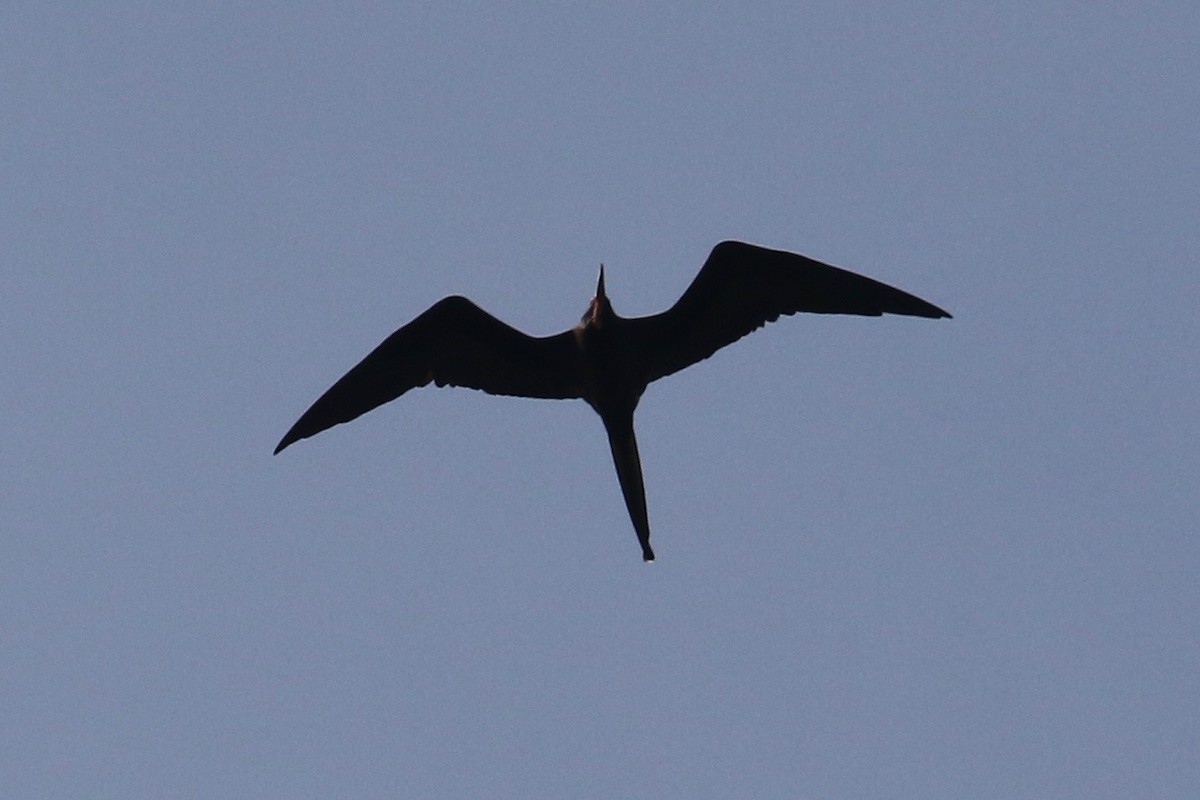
[275,296,581,453]
[627,240,951,385]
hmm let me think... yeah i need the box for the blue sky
[3,3,1197,797]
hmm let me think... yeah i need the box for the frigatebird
[275,240,950,561]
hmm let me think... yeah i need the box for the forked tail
[603,416,655,561]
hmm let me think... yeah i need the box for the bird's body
[275,240,951,561]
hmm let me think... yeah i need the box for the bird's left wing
[275,296,581,453]
[626,240,951,385]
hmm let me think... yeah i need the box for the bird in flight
[275,240,950,561]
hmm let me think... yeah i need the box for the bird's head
[582,265,612,327]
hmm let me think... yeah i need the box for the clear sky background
[3,3,1197,797]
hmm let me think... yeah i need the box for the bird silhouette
[275,240,951,561]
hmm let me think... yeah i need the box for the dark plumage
[275,240,951,560]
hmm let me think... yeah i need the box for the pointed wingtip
[274,414,315,454]
[596,264,606,298]
[912,298,952,319]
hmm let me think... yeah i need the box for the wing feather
[628,241,951,384]
[275,296,581,453]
